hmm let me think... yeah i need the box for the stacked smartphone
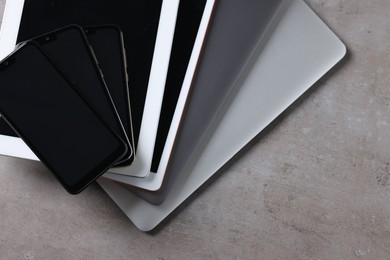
[0,24,134,193]
[0,0,346,230]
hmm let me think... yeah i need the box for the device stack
[0,0,346,231]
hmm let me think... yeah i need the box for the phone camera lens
[4,61,9,66]
[45,36,50,41]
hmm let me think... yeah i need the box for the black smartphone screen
[14,0,163,147]
[0,42,126,194]
[34,25,132,163]
[84,25,134,164]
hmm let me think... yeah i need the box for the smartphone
[33,25,133,163]
[83,25,134,165]
[0,41,127,194]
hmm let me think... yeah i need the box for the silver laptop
[99,0,346,231]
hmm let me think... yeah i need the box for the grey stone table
[0,0,389,259]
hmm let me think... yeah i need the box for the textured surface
[0,0,390,259]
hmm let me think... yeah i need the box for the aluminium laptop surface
[0,0,178,176]
[104,0,286,190]
[98,0,346,231]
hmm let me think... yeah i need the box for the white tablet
[104,0,286,191]
[98,0,347,231]
[104,0,215,185]
[107,0,180,177]
[0,0,179,177]
[104,0,216,190]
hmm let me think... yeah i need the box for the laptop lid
[99,0,346,231]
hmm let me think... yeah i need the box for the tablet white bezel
[104,0,216,190]
[108,0,180,177]
[0,0,24,60]
[0,0,36,160]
